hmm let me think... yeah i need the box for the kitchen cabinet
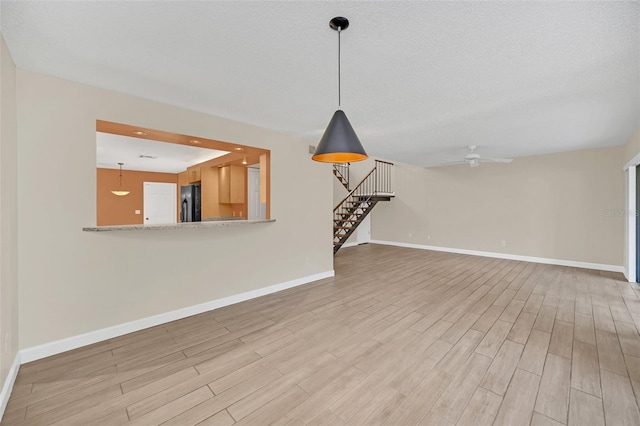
[178,171,189,188]
[187,166,201,183]
[219,165,245,204]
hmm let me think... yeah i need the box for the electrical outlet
[135,210,140,215]
[427,234,431,240]
[3,333,9,353]
[408,233,412,238]
[501,240,507,247]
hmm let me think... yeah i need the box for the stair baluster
[333,160,394,254]
[332,163,350,190]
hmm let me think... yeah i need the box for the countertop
[83,219,275,232]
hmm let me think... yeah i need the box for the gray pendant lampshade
[312,16,368,164]
[312,110,367,163]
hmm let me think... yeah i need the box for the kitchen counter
[83,219,275,232]
[201,216,244,222]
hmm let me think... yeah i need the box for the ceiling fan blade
[480,158,513,163]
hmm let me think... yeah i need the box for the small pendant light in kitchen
[312,17,368,163]
[111,162,130,196]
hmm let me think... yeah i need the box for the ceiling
[2,1,638,167]
[96,132,228,173]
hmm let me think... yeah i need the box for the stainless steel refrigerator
[180,184,201,222]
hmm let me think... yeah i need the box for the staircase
[333,163,350,190]
[333,160,394,254]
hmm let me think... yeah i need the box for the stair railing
[333,163,350,190]
[333,160,393,225]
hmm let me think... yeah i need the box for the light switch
[135,210,141,215]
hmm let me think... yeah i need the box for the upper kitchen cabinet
[219,165,245,204]
[187,165,201,183]
[178,171,189,188]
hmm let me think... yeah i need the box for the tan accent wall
[96,168,178,226]
[0,34,19,390]
[371,146,624,266]
[16,70,333,349]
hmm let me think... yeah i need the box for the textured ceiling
[2,1,638,167]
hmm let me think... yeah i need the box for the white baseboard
[0,353,20,420]
[340,242,359,249]
[370,240,624,273]
[20,270,334,364]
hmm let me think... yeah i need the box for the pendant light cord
[338,26,341,109]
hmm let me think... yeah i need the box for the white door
[357,213,371,244]
[143,182,177,225]
[248,168,261,220]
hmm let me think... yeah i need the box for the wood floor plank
[571,340,601,397]
[518,329,551,375]
[480,340,524,396]
[507,312,537,344]
[568,388,604,426]
[523,293,545,315]
[600,369,640,426]
[471,305,505,333]
[282,367,368,424]
[499,299,526,323]
[625,354,640,407]
[161,368,281,426]
[456,387,502,426]
[531,412,564,426]
[595,329,628,376]
[440,312,480,345]
[593,305,616,333]
[4,245,640,426]
[548,320,574,359]
[573,313,596,345]
[615,320,640,357]
[533,305,557,333]
[475,320,513,358]
[556,299,575,323]
[493,368,540,426]
[128,386,213,426]
[430,352,492,423]
[535,353,571,424]
[233,385,309,426]
[195,409,235,426]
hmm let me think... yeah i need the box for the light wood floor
[3,244,640,425]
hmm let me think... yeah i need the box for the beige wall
[372,146,625,266]
[0,35,19,387]
[624,125,640,166]
[16,70,333,349]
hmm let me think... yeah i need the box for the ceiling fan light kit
[312,17,368,164]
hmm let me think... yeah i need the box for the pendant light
[312,17,368,163]
[111,163,130,196]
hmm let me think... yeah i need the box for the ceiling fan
[438,145,513,168]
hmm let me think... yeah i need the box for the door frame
[624,157,638,282]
